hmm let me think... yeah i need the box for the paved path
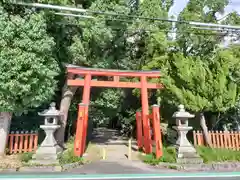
[67,160,177,174]
[68,128,176,174]
[91,128,139,161]
[69,128,240,175]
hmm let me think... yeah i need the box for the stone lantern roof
[38,102,62,117]
[172,104,195,119]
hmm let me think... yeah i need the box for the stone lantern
[172,104,203,164]
[31,102,63,165]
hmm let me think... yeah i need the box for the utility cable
[11,1,240,30]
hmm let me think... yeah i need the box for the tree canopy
[161,49,240,113]
[143,0,240,114]
[1,0,240,140]
[0,5,59,113]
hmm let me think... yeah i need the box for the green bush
[141,145,240,165]
[20,152,34,163]
[58,137,83,165]
[58,149,83,165]
[141,146,176,165]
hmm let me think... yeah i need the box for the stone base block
[36,145,59,154]
[176,146,203,164]
[177,157,203,164]
[34,153,58,160]
[32,147,60,165]
[32,145,61,163]
[176,145,197,153]
[19,166,62,172]
[30,159,60,165]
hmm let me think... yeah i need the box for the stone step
[178,152,201,158]
[176,157,203,164]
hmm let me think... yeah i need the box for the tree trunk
[55,74,79,148]
[0,112,12,156]
[199,112,212,147]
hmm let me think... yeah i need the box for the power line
[51,13,240,36]
[53,12,240,34]
[54,12,94,19]
[10,1,238,37]
[12,2,240,30]
[54,20,239,38]
[54,13,240,35]
[15,1,87,13]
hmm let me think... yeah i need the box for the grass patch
[141,145,240,165]
[58,137,84,165]
[196,146,240,163]
[140,146,176,165]
[20,152,34,163]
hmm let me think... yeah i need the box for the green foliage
[4,0,240,138]
[90,89,123,127]
[177,0,229,57]
[20,152,34,163]
[160,49,240,113]
[142,146,240,165]
[196,146,240,163]
[58,137,83,165]
[0,6,59,113]
[58,148,83,165]
[141,0,240,116]
[140,146,176,165]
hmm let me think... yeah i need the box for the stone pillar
[172,105,203,164]
[31,103,63,165]
[0,112,12,156]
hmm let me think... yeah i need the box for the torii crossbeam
[66,64,163,157]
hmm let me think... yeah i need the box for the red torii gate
[66,64,163,157]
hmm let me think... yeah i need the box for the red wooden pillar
[74,103,85,156]
[136,111,143,149]
[152,105,163,158]
[81,74,91,153]
[140,76,152,154]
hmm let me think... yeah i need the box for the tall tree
[161,49,240,146]
[0,4,59,155]
[53,0,174,143]
[143,0,240,146]
[52,0,132,145]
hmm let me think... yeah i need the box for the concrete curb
[2,162,240,173]
[0,162,83,173]
[61,162,83,171]
[18,165,62,172]
[157,162,240,171]
[0,168,18,172]
[0,160,84,173]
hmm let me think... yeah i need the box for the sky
[168,0,240,45]
[169,0,240,18]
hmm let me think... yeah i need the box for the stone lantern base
[173,126,203,164]
[175,147,203,164]
[31,125,62,165]
[31,146,60,165]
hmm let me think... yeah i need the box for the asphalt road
[0,176,239,180]
[0,162,240,180]
[0,173,240,180]
[93,178,240,180]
